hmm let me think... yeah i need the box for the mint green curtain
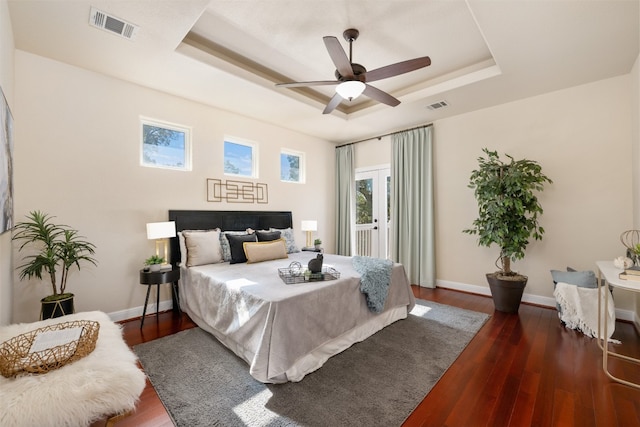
[390,126,435,287]
[335,145,355,255]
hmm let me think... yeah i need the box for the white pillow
[183,229,223,266]
[178,229,207,266]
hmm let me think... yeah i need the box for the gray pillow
[550,269,597,288]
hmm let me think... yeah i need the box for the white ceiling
[8,0,640,144]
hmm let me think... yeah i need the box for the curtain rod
[335,123,433,148]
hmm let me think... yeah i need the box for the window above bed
[140,117,192,171]
[224,137,258,178]
[280,149,305,184]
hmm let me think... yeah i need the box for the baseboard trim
[436,279,636,322]
[106,283,637,325]
[107,300,174,323]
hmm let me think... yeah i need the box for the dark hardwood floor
[103,287,640,427]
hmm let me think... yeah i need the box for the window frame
[223,137,259,178]
[140,117,192,171]
[280,148,305,184]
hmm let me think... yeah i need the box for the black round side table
[139,267,180,328]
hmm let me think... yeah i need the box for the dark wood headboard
[167,210,293,265]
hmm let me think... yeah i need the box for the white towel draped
[553,281,619,343]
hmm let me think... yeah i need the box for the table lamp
[146,221,176,265]
[300,220,317,249]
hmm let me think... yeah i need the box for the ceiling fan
[276,28,431,114]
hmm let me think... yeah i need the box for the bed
[168,210,415,383]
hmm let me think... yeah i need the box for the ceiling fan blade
[363,56,431,82]
[323,36,354,78]
[276,80,338,88]
[322,93,343,114]
[362,84,400,107]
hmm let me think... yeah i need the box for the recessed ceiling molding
[177,29,502,118]
[177,32,349,114]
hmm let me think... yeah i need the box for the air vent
[427,100,449,110]
[89,7,139,40]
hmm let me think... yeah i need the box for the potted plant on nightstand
[144,255,165,272]
[12,210,97,319]
[314,238,322,250]
[463,149,552,313]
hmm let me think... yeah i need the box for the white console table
[595,261,640,389]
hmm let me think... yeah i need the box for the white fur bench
[0,311,146,427]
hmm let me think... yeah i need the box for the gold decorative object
[0,320,100,378]
[620,230,640,252]
[620,230,640,265]
[206,178,268,204]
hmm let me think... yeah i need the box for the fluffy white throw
[553,282,618,342]
[0,311,146,427]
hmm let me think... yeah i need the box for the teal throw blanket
[352,256,393,313]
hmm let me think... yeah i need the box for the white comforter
[179,253,415,383]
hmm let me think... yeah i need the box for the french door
[355,167,390,259]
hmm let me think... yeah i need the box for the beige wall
[353,136,391,170]
[12,50,335,323]
[435,75,635,312]
[0,0,14,326]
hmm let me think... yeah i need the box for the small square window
[280,149,305,183]
[224,138,257,178]
[141,118,191,170]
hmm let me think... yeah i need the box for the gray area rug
[133,299,489,427]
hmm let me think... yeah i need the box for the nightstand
[302,247,323,253]
[139,267,180,328]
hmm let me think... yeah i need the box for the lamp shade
[300,220,317,232]
[146,221,176,239]
[335,81,365,100]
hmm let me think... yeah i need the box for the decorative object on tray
[0,320,100,378]
[314,238,322,250]
[619,229,640,265]
[206,178,268,204]
[308,253,323,273]
[12,211,98,320]
[613,255,634,270]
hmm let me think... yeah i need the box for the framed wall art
[0,87,13,234]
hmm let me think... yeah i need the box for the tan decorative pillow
[183,229,223,266]
[244,239,288,264]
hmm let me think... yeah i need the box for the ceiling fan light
[336,81,365,100]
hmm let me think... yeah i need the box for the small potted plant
[144,255,165,272]
[463,149,552,313]
[314,238,322,250]
[13,210,97,319]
